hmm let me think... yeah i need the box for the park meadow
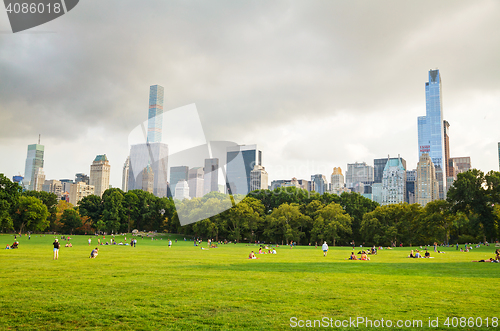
[1,233,499,331]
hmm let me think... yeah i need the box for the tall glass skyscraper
[418,69,446,199]
[226,145,262,196]
[23,143,44,191]
[147,85,164,143]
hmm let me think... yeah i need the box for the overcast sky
[1,0,500,188]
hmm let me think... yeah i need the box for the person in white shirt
[322,241,329,257]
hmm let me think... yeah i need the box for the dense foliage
[1,170,499,244]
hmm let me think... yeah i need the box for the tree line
[0,169,499,245]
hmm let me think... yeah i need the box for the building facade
[406,170,416,204]
[226,144,262,196]
[311,174,328,195]
[418,69,446,199]
[142,164,154,194]
[381,156,406,205]
[416,153,439,206]
[23,143,44,191]
[147,85,165,143]
[346,162,373,189]
[204,158,219,195]
[188,167,204,198]
[90,154,111,197]
[174,180,190,200]
[128,142,169,197]
[42,179,63,198]
[250,165,268,191]
[69,182,95,206]
[122,157,130,192]
[32,167,45,192]
[170,166,189,196]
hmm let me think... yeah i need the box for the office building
[75,173,89,185]
[374,158,407,184]
[418,69,446,199]
[174,180,190,200]
[69,182,95,206]
[204,158,219,195]
[122,157,130,192]
[22,142,44,191]
[250,165,268,191]
[12,176,23,184]
[449,157,471,174]
[226,144,262,195]
[330,167,344,189]
[128,142,169,197]
[32,168,45,192]
[42,180,63,198]
[346,162,373,189]
[147,85,165,143]
[170,166,189,195]
[90,154,111,197]
[141,164,154,194]
[188,167,204,198]
[416,153,439,206]
[381,156,406,205]
[270,178,308,191]
[406,170,416,204]
[311,174,328,195]
[443,120,451,178]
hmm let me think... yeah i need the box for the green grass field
[1,234,499,330]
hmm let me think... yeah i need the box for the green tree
[0,174,21,232]
[101,188,125,233]
[312,202,352,246]
[265,203,306,245]
[60,208,82,234]
[23,190,58,229]
[78,195,103,229]
[12,196,49,233]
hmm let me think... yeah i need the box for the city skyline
[1,1,500,187]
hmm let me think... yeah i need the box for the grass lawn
[0,234,499,330]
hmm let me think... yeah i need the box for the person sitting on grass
[360,251,370,261]
[11,242,19,249]
[349,252,357,260]
[272,248,276,254]
[249,251,257,259]
[258,248,263,254]
[415,250,421,258]
[90,248,98,258]
[5,245,10,250]
[424,250,431,258]
[408,250,414,258]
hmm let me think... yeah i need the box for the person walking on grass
[53,239,60,260]
[322,241,329,257]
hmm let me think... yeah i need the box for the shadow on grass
[193,262,500,278]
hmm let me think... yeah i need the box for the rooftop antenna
[38,134,41,145]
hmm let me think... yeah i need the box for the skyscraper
[122,157,130,192]
[188,167,204,198]
[311,174,327,195]
[75,173,89,185]
[169,166,189,195]
[128,85,169,197]
[90,154,111,197]
[226,145,262,196]
[142,164,154,194]
[381,156,406,205]
[147,85,164,143]
[345,162,373,189]
[250,165,268,191]
[22,142,44,190]
[416,153,439,206]
[374,158,407,184]
[418,69,446,199]
[32,167,45,192]
[204,158,219,195]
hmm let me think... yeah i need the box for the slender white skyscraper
[147,85,164,143]
[122,157,130,192]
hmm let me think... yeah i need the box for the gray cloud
[1,0,499,186]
